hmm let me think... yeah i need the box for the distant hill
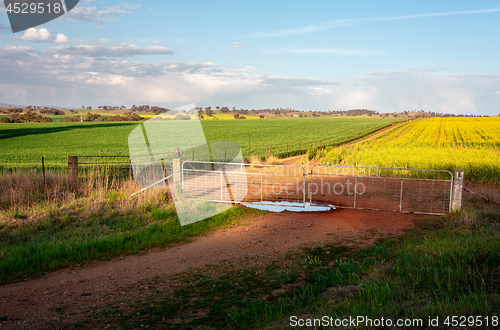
[0,102,76,110]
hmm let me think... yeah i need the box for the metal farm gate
[181,162,455,215]
[182,161,306,206]
[74,153,457,216]
[309,165,454,215]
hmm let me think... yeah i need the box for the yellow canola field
[320,118,500,184]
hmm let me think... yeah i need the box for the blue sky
[1,0,500,114]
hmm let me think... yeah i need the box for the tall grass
[0,171,72,209]
[0,171,261,284]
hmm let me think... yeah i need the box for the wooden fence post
[68,156,78,190]
[42,156,46,186]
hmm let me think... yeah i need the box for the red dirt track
[0,207,424,328]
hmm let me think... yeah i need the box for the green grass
[0,122,139,171]
[0,195,263,284]
[77,213,500,330]
[0,117,399,171]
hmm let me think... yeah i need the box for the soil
[0,207,424,329]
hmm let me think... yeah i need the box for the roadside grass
[75,209,500,330]
[0,172,263,285]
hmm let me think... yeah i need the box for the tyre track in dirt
[0,207,424,329]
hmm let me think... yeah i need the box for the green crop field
[203,117,399,159]
[312,117,500,184]
[0,117,400,171]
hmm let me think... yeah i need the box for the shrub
[265,156,282,165]
[248,156,262,165]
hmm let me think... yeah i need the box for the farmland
[0,117,399,170]
[312,117,500,184]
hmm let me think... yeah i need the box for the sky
[1,0,500,115]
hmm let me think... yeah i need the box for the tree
[205,107,213,117]
[233,113,240,119]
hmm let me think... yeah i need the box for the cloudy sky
[1,0,500,115]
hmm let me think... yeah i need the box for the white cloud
[254,6,500,37]
[65,3,140,22]
[0,45,36,56]
[0,46,498,115]
[44,42,173,57]
[228,42,246,49]
[13,28,68,44]
[339,68,500,114]
[54,34,68,44]
[122,4,142,10]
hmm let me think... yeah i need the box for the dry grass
[0,170,171,226]
[462,183,500,215]
[265,156,282,165]
[248,156,263,165]
[0,171,72,209]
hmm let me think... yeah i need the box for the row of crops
[202,117,399,159]
[312,118,500,184]
[0,117,400,171]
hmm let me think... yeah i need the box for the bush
[84,113,103,122]
[265,156,282,165]
[8,112,49,123]
[248,156,262,165]
[63,116,82,122]
[1,117,11,123]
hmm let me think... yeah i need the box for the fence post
[451,169,464,211]
[42,156,46,186]
[68,156,78,190]
[173,148,181,187]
